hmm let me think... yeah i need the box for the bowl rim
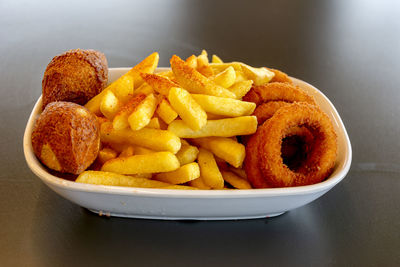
[23,68,352,199]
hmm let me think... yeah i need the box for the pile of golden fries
[77,50,275,190]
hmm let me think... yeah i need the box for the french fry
[146,117,160,129]
[101,122,181,153]
[156,99,178,124]
[76,171,170,188]
[160,185,199,190]
[221,171,252,189]
[185,55,198,69]
[206,113,227,120]
[170,55,236,98]
[112,94,146,130]
[234,70,247,83]
[175,144,199,165]
[212,55,223,64]
[129,173,153,179]
[154,162,200,184]
[85,53,158,114]
[133,82,154,96]
[168,116,257,138]
[168,87,207,131]
[197,148,224,189]
[100,90,121,120]
[228,166,247,180]
[119,146,135,157]
[190,137,245,168]
[228,80,253,99]
[101,151,180,174]
[191,94,256,117]
[112,76,134,104]
[240,64,275,86]
[213,66,236,88]
[209,62,242,73]
[122,52,159,88]
[197,50,214,77]
[128,94,157,131]
[140,73,178,96]
[157,70,174,79]
[133,146,155,155]
[97,148,118,164]
[188,176,211,189]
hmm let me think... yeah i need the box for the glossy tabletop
[1,0,399,266]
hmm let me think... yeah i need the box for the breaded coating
[42,49,108,109]
[31,101,100,174]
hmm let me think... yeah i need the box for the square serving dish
[24,68,352,220]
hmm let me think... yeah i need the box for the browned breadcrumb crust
[243,82,316,106]
[42,49,108,109]
[31,101,100,174]
[267,68,293,84]
[258,103,337,187]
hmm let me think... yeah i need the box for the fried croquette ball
[31,101,100,174]
[42,49,108,109]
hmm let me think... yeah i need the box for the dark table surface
[1,0,399,266]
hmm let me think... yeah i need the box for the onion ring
[258,103,337,187]
[243,82,316,106]
[253,101,290,125]
[244,128,272,188]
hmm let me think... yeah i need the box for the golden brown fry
[156,98,178,124]
[197,148,224,189]
[154,162,200,184]
[76,171,170,188]
[101,152,180,174]
[168,87,207,131]
[168,116,257,138]
[140,73,179,96]
[170,55,236,98]
[190,137,245,168]
[101,122,181,154]
[221,171,252,189]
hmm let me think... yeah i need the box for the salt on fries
[79,51,278,190]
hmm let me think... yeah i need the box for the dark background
[1,0,399,266]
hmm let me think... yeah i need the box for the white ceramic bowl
[23,68,352,220]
